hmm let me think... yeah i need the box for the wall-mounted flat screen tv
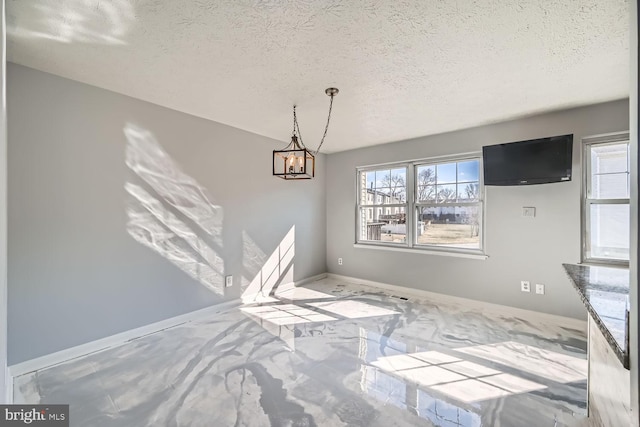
[482,134,573,186]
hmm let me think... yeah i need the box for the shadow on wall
[241,226,295,304]
[125,123,226,295]
[7,0,134,45]
[124,123,295,300]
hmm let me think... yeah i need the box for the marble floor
[14,277,589,427]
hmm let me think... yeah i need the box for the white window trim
[581,131,630,266]
[355,153,486,257]
[353,243,488,260]
[357,163,410,248]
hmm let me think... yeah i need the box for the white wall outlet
[338,258,343,265]
[535,283,545,295]
[521,280,531,292]
[522,207,536,218]
[225,275,233,287]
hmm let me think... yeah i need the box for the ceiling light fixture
[273,88,339,180]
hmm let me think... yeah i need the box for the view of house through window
[357,157,483,253]
[359,167,408,243]
[584,134,630,263]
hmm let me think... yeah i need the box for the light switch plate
[522,207,536,218]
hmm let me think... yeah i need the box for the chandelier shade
[273,88,338,180]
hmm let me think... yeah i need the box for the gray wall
[7,63,327,364]
[0,0,7,403]
[629,0,638,423]
[326,100,629,319]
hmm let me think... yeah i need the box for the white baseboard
[8,273,328,380]
[292,273,327,287]
[327,273,587,331]
[8,299,240,379]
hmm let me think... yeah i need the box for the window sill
[353,243,488,260]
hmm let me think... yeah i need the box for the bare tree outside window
[437,187,457,203]
[358,158,483,252]
[359,167,408,243]
[415,159,482,248]
[380,172,406,202]
[465,183,479,200]
[417,168,435,201]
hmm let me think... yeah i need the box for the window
[583,133,630,264]
[358,167,408,244]
[357,155,483,254]
[415,159,482,250]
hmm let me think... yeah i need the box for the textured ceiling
[7,0,630,153]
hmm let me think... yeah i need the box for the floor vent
[391,295,409,301]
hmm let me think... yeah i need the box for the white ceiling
[6,0,630,153]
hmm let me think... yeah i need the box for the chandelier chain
[292,105,297,136]
[293,105,305,148]
[314,93,334,155]
[286,88,337,152]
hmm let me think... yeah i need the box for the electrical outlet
[521,280,531,292]
[225,275,233,287]
[535,283,545,295]
[338,258,343,265]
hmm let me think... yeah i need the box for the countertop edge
[562,263,629,369]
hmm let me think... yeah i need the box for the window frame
[356,153,485,256]
[356,164,410,249]
[581,131,630,266]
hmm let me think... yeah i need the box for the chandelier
[273,88,339,179]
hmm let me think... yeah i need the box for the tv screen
[482,134,573,186]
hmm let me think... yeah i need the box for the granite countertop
[563,263,629,369]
